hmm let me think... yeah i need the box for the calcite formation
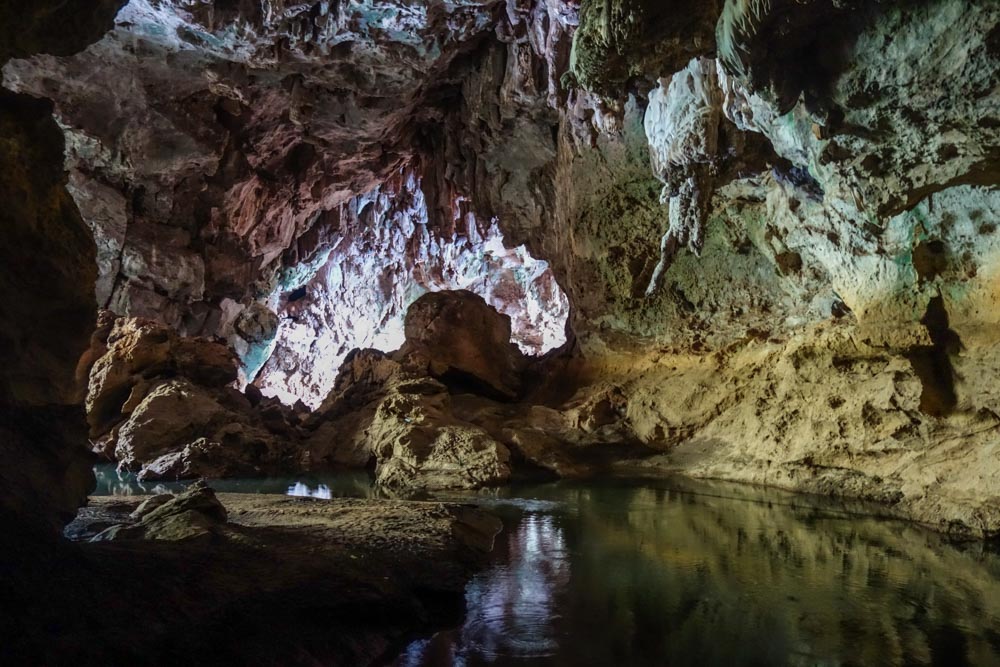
[1,0,572,405]
[2,0,1000,543]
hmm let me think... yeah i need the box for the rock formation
[1,0,1000,644]
[2,0,1000,660]
[2,0,996,535]
[83,314,301,480]
[303,292,523,490]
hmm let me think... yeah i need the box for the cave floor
[53,476,1000,666]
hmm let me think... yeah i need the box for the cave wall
[393,0,1000,532]
[2,0,998,533]
[0,0,127,533]
[2,0,574,392]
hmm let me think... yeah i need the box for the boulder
[398,290,527,400]
[368,382,512,491]
[305,348,511,489]
[114,379,293,480]
[86,316,237,437]
[93,481,227,542]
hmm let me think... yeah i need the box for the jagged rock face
[4,0,506,280]
[255,170,568,408]
[3,0,573,403]
[302,292,526,489]
[569,0,720,95]
[85,315,300,480]
[524,0,1000,534]
[4,0,1000,537]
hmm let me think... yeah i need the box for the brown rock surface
[86,316,238,436]
[306,346,513,491]
[82,315,303,480]
[400,290,528,400]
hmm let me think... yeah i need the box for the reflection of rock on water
[394,480,1000,666]
[395,512,572,665]
[286,482,332,499]
[460,513,571,659]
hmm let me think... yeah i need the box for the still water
[393,479,1000,667]
[91,467,1000,666]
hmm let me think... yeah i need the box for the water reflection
[394,480,1000,667]
[286,482,332,499]
[91,464,373,499]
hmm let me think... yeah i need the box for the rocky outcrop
[3,0,999,539]
[254,172,569,408]
[295,290,569,489]
[85,315,300,480]
[305,349,513,491]
[400,290,528,400]
[0,0,124,531]
[86,315,237,436]
[92,480,228,542]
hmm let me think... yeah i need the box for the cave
[2,1,1000,665]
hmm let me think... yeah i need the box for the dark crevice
[906,296,962,417]
[437,368,517,402]
[913,239,948,282]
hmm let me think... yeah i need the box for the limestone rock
[86,316,237,436]
[254,178,569,408]
[643,57,722,292]
[93,481,227,542]
[129,493,173,520]
[114,379,294,480]
[368,384,512,491]
[305,346,512,490]
[399,290,528,400]
[569,0,721,96]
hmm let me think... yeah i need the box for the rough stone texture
[0,4,511,665]
[255,170,569,408]
[642,57,720,291]
[304,344,513,491]
[401,290,528,400]
[93,480,228,541]
[3,0,1000,539]
[86,316,238,436]
[2,0,572,398]
[569,0,720,95]
[84,315,300,479]
[114,378,297,480]
[0,0,123,529]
